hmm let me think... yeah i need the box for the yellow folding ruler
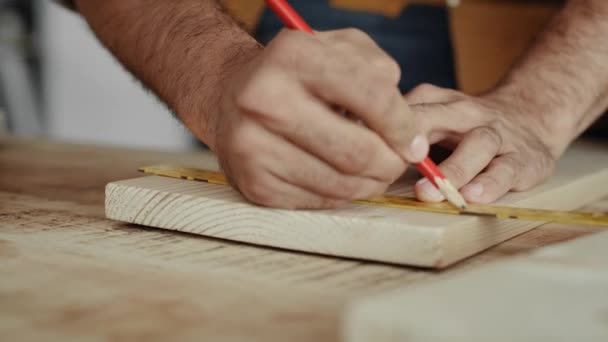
[139,164,608,227]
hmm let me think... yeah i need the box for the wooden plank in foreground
[344,230,608,342]
[105,143,608,268]
[0,237,341,342]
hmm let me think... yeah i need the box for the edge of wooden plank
[105,179,446,267]
[440,166,608,266]
[105,142,608,268]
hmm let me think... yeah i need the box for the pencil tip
[434,177,468,210]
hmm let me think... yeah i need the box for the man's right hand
[73,0,425,209]
[194,29,428,209]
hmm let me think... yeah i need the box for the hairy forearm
[74,0,262,148]
[491,0,608,156]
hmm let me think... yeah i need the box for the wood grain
[0,191,435,297]
[0,237,342,342]
[345,231,608,342]
[106,142,608,268]
[2,137,607,341]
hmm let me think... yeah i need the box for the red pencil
[264,0,467,209]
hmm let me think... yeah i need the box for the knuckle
[489,155,521,184]
[241,175,275,207]
[363,83,398,120]
[474,126,503,148]
[523,158,541,179]
[442,163,468,183]
[270,30,324,72]
[480,172,503,190]
[266,32,297,63]
[235,83,262,110]
[505,155,525,175]
[236,81,293,129]
[405,83,438,104]
[414,83,438,94]
[415,83,442,99]
[416,103,450,122]
[271,29,303,52]
[488,158,510,178]
[235,69,282,112]
[330,178,361,199]
[453,102,481,122]
[489,117,508,132]
[370,56,401,83]
[411,104,430,129]
[334,28,370,42]
[337,140,375,174]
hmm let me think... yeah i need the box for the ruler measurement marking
[138,165,608,227]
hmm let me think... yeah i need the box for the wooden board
[3,137,608,340]
[0,234,341,342]
[344,230,608,342]
[105,142,608,268]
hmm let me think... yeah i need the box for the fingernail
[462,183,483,199]
[416,178,444,202]
[407,135,429,162]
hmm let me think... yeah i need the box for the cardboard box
[450,1,561,94]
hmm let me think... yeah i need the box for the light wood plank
[0,191,435,297]
[344,230,608,342]
[105,142,608,268]
[0,237,342,342]
[4,137,608,341]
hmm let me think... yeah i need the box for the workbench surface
[1,137,606,341]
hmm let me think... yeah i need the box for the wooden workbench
[1,137,606,341]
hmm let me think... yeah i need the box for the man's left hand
[405,84,560,204]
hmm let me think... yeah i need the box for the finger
[236,69,406,183]
[220,119,344,209]
[460,153,524,204]
[305,68,426,162]
[403,83,462,105]
[412,101,491,147]
[412,101,483,136]
[414,126,502,202]
[272,152,390,202]
[317,28,401,85]
[238,169,346,209]
[282,39,426,162]
[252,121,391,200]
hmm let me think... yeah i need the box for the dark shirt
[254,0,456,93]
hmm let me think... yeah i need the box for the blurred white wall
[39,1,194,150]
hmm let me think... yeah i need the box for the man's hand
[406,84,557,204]
[407,0,608,204]
[74,0,608,208]
[207,29,428,209]
[74,1,426,209]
